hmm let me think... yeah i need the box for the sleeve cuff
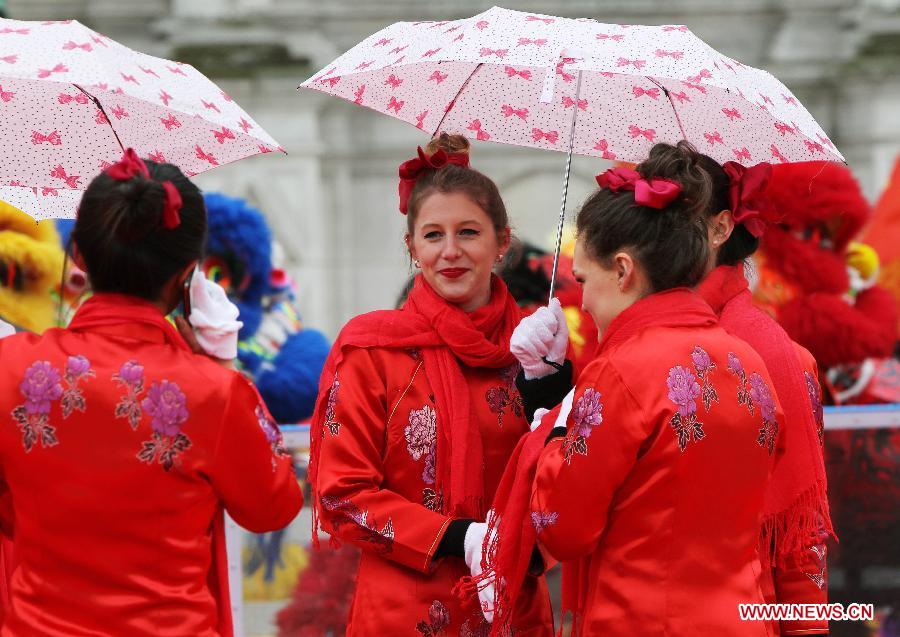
[516,359,574,421]
[434,518,474,560]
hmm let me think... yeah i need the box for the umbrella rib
[73,83,125,153]
[646,77,687,142]
[431,63,484,137]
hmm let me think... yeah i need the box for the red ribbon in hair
[722,161,779,238]
[397,146,470,214]
[105,147,182,229]
[595,166,682,209]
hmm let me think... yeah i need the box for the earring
[496,254,504,262]
[414,260,421,268]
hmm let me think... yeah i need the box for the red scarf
[697,265,834,565]
[67,293,233,637]
[309,275,521,546]
[478,289,716,636]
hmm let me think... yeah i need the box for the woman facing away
[696,155,834,636]
[0,149,302,637]
[309,133,555,636]
[480,141,784,636]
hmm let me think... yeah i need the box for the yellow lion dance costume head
[0,201,64,333]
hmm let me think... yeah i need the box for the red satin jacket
[532,289,779,636]
[0,294,302,637]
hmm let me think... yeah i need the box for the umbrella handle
[548,69,583,300]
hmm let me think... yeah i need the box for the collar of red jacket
[598,287,717,355]
[695,264,749,315]
[68,293,190,351]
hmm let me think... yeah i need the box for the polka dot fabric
[0,17,281,220]
[300,6,842,167]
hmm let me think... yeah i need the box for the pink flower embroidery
[563,388,603,463]
[485,363,523,427]
[11,361,63,451]
[460,618,491,637]
[320,496,395,555]
[257,405,288,468]
[750,372,778,454]
[531,510,559,534]
[136,380,192,471]
[113,360,145,429]
[405,405,437,485]
[416,600,451,636]
[727,352,754,415]
[61,355,94,418]
[667,365,705,451]
[324,373,341,435]
[691,346,719,411]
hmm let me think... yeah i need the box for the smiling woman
[308,134,555,636]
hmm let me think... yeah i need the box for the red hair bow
[595,166,682,209]
[722,161,778,237]
[105,147,182,229]
[398,146,470,214]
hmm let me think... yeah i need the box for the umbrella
[0,17,283,221]
[300,5,843,294]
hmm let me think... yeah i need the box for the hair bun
[113,178,167,242]
[637,140,714,220]
[425,132,470,157]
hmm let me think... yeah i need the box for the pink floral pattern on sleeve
[416,600,450,636]
[136,380,192,471]
[749,372,778,454]
[562,388,603,464]
[323,373,341,436]
[691,346,718,411]
[530,510,559,534]
[666,365,705,451]
[320,495,395,555]
[485,363,524,428]
[112,360,145,430]
[61,355,95,417]
[727,353,754,415]
[804,371,825,447]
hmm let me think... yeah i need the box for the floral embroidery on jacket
[805,544,827,590]
[61,355,95,418]
[530,510,559,534]
[406,404,437,484]
[691,346,719,411]
[667,365,705,451]
[727,353,754,415]
[323,373,341,436]
[460,616,492,637]
[485,363,524,428]
[12,361,63,451]
[256,405,288,469]
[320,495,395,555]
[804,371,825,447]
[562,388,603,463]
[113,360,145,429]
[416,600,451,636]
[423,487,444,512]
[749,373,779,454]
[136,380,192,471]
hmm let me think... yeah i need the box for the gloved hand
[510,298,568,380]
[0,319,14,339]
[464,515,498,623]
[187,271,243,360]
[530,408,550,432]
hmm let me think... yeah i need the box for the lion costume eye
[0,258,24,291]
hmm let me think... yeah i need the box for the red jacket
[0,294,302,636]
[532,289,778,636]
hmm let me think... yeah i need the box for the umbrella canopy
[300,5,842,166]
[0,18,282,220]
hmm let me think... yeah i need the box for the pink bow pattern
[428,70,448,83]
[421,48,441,58]
[0,86,14,102]
[160,114,181,130]
[111,105,128,120]
[655,49,684,59]
[562,96,588,110]
[355,60,374,70]
[663,25,689,32]
[374,38,392,47]
[804,140,825,154]
[0,28,29,35]
[531,128,559,144]
[147,150,166,163]
[141,66,160,78]
[37,63,68,78]
[415,111,428,130]
[526,15,555,23]
[167,65,187,76]
[501,104,529,120]
[31,130,62,146]
[480,48,508,58]
[120,73,138,84]
[704,131,724,145]
[201,99,220,113]
[467,119,491,141]
[238,118,253,133]
[57,92,88,105]
[195,146,219,166]
[617,58,646,70]
[593,139,617,160]
[774,122,796,136]
[50,165,80,188]
[628,125,656,142]
[671,90,690,103]
[504,66,532,80]
[683,82,707,94]
[770,144,787,163]
[722,108,742,121]
[596,33,624,41]
[387,96,404,113]
[353,85,365,105]
[385,74,403,89]
[732,147,752,161]
[518,38,547,46]
[212,126,235,144]
[632,86,660,100]
[63,40,92,52]
[686,69,712,83]
[159,90,173,106]
[0,55,16,64]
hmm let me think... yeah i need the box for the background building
[9,0,900,338]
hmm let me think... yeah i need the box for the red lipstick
[438,268,468,279]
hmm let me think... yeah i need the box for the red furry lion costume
[754,161,897,374]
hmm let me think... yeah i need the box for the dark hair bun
[425,132,470,157]
[637,140,714,221]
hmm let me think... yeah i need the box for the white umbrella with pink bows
[300,5,843,293]
[0,17,283,221]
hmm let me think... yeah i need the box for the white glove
[530,408,550,432]
[464,517,497,623]
[0,319,14,339]
[187,271,243,360]
[555,388,575,429]
[510,298,568,380]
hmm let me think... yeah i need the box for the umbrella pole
[548,69,583,300]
